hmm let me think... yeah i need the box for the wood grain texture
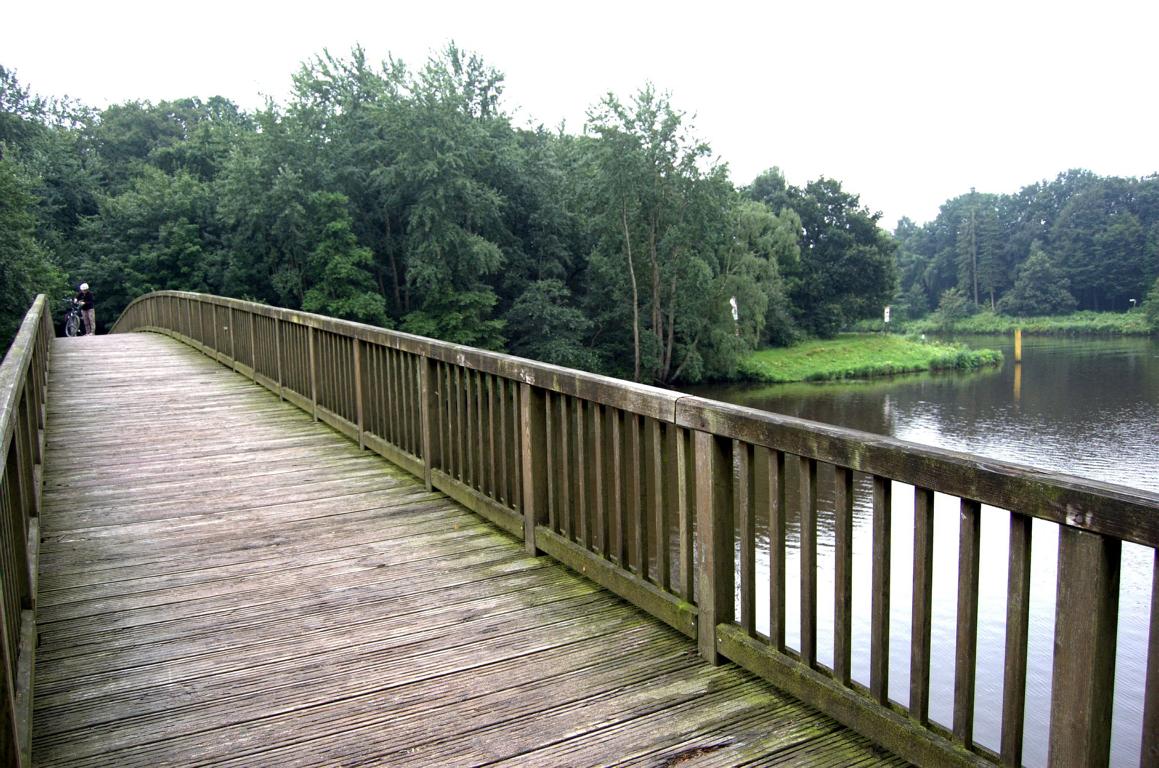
[33,334,905,768]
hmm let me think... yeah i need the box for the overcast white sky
[4,0,1157,227]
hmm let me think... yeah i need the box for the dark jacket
[76,290,94,310]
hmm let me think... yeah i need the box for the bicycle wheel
[65,313,80,337]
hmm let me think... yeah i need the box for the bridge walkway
[32,333,906,767]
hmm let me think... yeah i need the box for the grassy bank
[739,334,1002,384]
[867,310,1151,336]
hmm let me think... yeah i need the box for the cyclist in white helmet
[75,283,96,335]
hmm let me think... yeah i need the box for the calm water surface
[689,335,1159,768]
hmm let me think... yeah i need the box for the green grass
[878,310,1151,336]
[739,334,1003,384]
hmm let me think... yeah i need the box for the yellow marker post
[1014,328,1022,363]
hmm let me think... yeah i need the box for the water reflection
[690,335,1159,767]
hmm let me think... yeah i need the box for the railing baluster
[575,399,588,547]
[737,441,755,637]
[420,357,434,488]
[545,393,556,531]
[454,366,464,481]
[629,414,645,580]
[487,375,497,500]
[559,396,571,539]
[520,383,546,554]
[1048,526,1120,768]
[651,420,668,590]
[834,466,854,686]
[673,426,693,601]
[871,475,892,705]
[474,370,484,489]
[800,456,818,667]
[767,448,787,651]
[611,409,625,567]
[1142,550,1159,767]
[954,498,981,746]
[911,486,935,724]
[592,403,605,555]
[307,326,317,421]
[1001,512,1032,766]
[497,377,508,506]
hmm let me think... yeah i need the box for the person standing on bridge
[75,283,96,335]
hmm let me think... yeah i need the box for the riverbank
[861,310,1151,335]
[738,334,1002,383]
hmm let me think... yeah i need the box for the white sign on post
[883,305,891,323]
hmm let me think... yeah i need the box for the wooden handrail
[0,295,53,768]
[112,291,1159,768]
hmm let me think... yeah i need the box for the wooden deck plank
[33,334,906,767]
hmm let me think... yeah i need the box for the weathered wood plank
[33,333,902,768]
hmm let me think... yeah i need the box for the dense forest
[2,46,1157,383]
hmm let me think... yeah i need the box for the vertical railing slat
[1001,512,1032,767]
[591,403,605,554]
[870,475,892,705]
[673,427,693,602]
[651,420,667,589]
[737,441,755,637]
[575,400,588,547]
[910,486,935,725]
[834,466,854,686]
[629,414,645,580]
[767,448,787,652]
[1141,550,1158,767]
[559,396,571,540]
[954,498,982,746]
[800,456,818,668]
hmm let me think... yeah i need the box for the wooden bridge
[1,293,1157,767]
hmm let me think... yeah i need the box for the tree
[301,192,388,326]
[0,157,62,348]
[583,86,742,383]
[997,242,1077,316]
[505,279,597,369]
[933,287,971,330]
[777,178,897,337]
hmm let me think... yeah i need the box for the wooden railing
[0,296,52,768]
[112,291,1159,768]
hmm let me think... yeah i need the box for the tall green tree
[0,156,62,348]
[997,242,1077,316]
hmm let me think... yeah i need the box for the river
[688,334,1159,768]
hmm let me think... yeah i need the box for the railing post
[420,357,436,489]
[694,430,733,665]
[1047,525,1120,768]
[520,382,546,555]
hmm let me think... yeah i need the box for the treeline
[2,46,1156,383]
[895,171,1159,320]
[0,46,896,383]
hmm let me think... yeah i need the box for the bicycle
[64,299,83,337]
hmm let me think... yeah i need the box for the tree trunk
[650,211,662,378]
[661,273,678,382]
[622,204,641,382]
